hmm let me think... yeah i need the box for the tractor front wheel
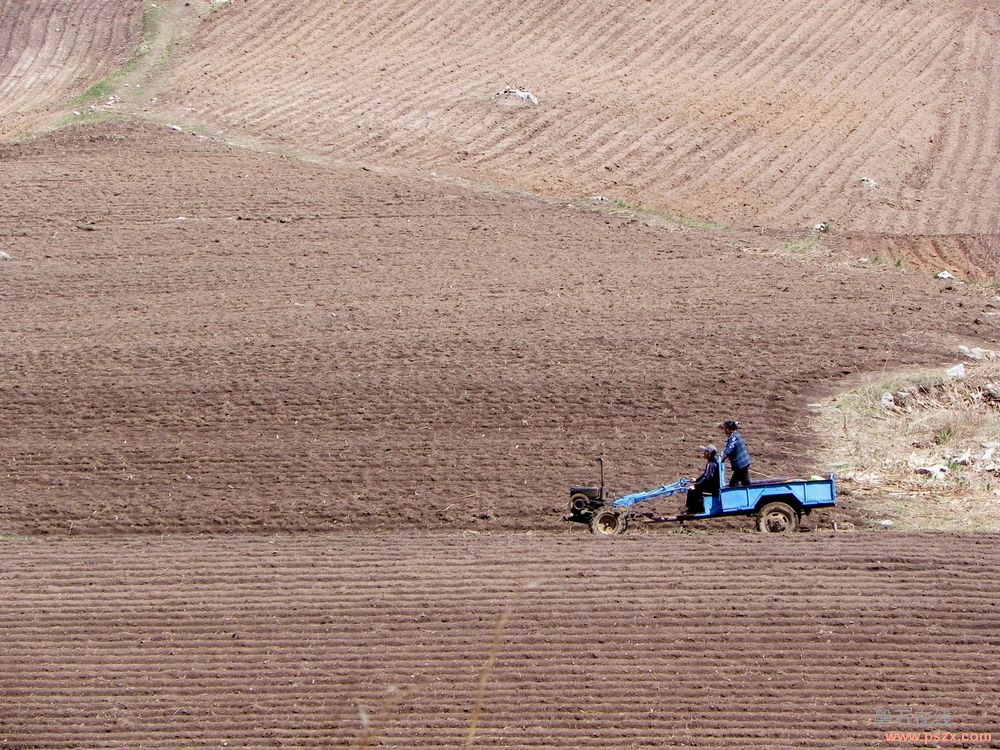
[590,507,628,537]
[756,502,799,534]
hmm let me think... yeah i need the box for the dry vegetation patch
[817,360,1000,531]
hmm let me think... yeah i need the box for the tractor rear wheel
[756,501,799,533]
[590,507,628,537]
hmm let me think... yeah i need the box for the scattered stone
[880,391,897,410]
[952,449,972,466]
[916,464,949,479]
[589,196,612,205]
[935,270,955,280]
[0,251,12,260]
[857,256,870,263]
[493,86,539,105]
[833,521,856,532]
[946,363,966,381]
[813,222,829,233]
[168,124,183,133]
[980,445,996,463]
[958,344,990,361]
[71,110,82,116]
[878,519,895,528]
[860,176,880,190]
[983,383,1000,401]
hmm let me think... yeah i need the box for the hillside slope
[0,0,143,139]
[156,0,1000,234]
[1,123,996,534]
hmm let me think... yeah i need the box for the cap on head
[700,444,718,456]
[721,419,739,431]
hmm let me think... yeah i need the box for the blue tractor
[567,457,836,536]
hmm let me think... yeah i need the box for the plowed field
[2,123,997,534]
[0,0,143,140]
[157,0,1000,235]
[3,531,998,749]
[3,4,1000,749]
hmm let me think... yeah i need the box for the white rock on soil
[880,391,897,409]
[935,271,955,280]
[946,363,966,381]
[0,251,12,260]
[494,86,539,105]
[958,345,991,361]
[879,519,895,528]
[915,464,949,479]
[860,177,880,189]
[952,449,972,466]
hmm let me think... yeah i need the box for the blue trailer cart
[566,457,836,535]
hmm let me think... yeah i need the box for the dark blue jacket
[693,458,720,494]
[721,430,752,470]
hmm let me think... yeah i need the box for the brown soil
[0,0,143,140]
[3,7,1000,749]
[837,232,1000,281]
[2,530,998,749]
[1,122,997,535]
[153,0,1000,235]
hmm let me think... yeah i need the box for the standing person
[720,419,752,487]
[684,444,720,515]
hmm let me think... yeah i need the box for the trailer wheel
[590,507,628,537]
[756,502,799,533]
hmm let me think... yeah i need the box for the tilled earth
[0,0,142,139]
[4,4,1000,748]
[156,0,1000,235]
[2,123,997,535]
[2,530,998,749]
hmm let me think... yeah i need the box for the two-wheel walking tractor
[567,457,836,536]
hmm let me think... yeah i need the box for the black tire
[756,501,799,533]
[569,492,595,517]
[590,507,628,537]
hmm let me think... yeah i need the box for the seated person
[685,444,720,515]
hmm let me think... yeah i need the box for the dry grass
[816,361,1000,531]
[354,582,537,749]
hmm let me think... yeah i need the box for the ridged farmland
[2,123,996,535]
[2,1,999,749]
[3,531,998,749]
[0,0,143,139]
[158,0,1000,234]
